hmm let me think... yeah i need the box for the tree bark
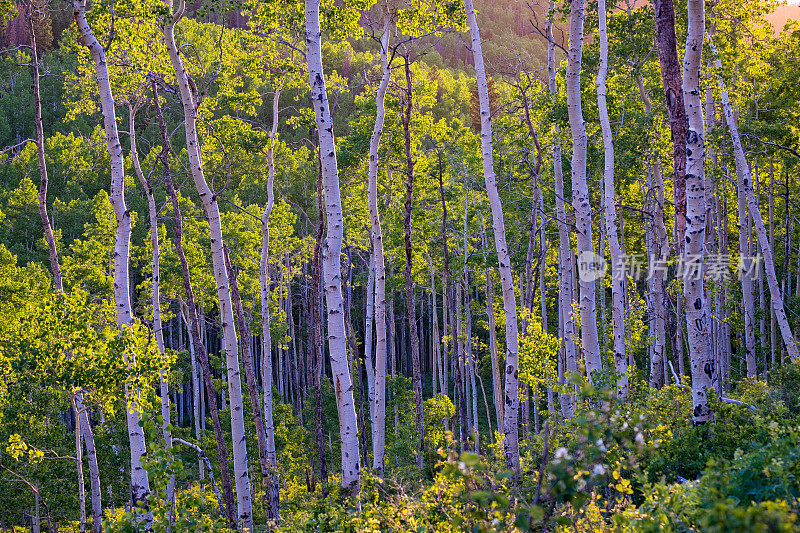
[547,0,576,418]
[683,0,715,423]
[304,0,361,493]
[152,81,237,528]
[567,0,603,385]
[597,0,627,399]
[401,52,425,468]
[71,1,151,518]
[129,102,175,519]
[225,249,279,525]
[367,16,391,475]
[73,394,101,533]
[654,0,688,253]
[709,37,800,362]
[28,10,62,293]
[161,7,253,526]
[465,0,521,473]
[259,84,282,523]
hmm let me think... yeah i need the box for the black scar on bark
[703,361,714,380]
[694,298,702,310]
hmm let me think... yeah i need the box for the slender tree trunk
[75,402,86,533]
[367,15,391,476]
[259,84,282,523]
[437,152,467,445]
[129,102,175,523]
[465,0,521,474]
[152,82,237,528]
[162,10,253,526]
[226,250,279,525]
[74,394,101,533]
[654,0,688,253]
[28,12,62,293]
[566,0,603,385]
[547,1,576,418]
[770,157,777,369]
[364,252,376,407]
[71,2,151,518]
[484,263,503,432]
[180,305,204,479]
[597,0,627,399]
[304,0,361,493]
[735,150,757,376]
[683,0,715,423]
[709,39,800,362]
[401,53,425,468]
[311,163,329,490]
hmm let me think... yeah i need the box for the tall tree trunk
[259,84,282,523]
[226,250,279,525]
[654,0,688,253]
[401,53,425,468]
[709,38,800,362]
[770,157,777,369]
[129,102,175,521]
[437,152,467,445]
[367,15,391,476]
[71,2,151,518]
[597,0,627,399]
[73,394,101,533]
[75,402,86,533]
[547,0,576,418]
[465,0,521,474]
[180,305,204,479]
[152,81,237,528]
[735,150,757,376]
[311,163,329,490]
[304,0,361,493]
[566,0,603,385]
[161,8,253,526]
[682,0,715,423]
[484,262,503,432]
[28,11,62,293]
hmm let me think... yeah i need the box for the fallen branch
[173,438,227,521]
[667,361,758,412]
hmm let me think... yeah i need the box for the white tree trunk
[735,156,757,376]
[547,0,576,418]
[28,13,62,294]
[71,1,151,518]
[682,0,714,423]
[365,15,391,477]
[567,0,603,383]
[305,0,361,491]
[180,305,204,479]
[129,104,175,513]
[259,85,281,521]
[74,399,86,533]
[74,394,102,533]
[709,37,800,362]
[364,251,376,408]
[597,0,627,399]
[465,0,521,473]
[161,6,253,527]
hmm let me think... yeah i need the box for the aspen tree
[367,15,391,476]
[682,0,715,423]
[596,0,627,399]
[70,0,151,519]
[465,0,521,472]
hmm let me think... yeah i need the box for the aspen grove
[3,0,800,530]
